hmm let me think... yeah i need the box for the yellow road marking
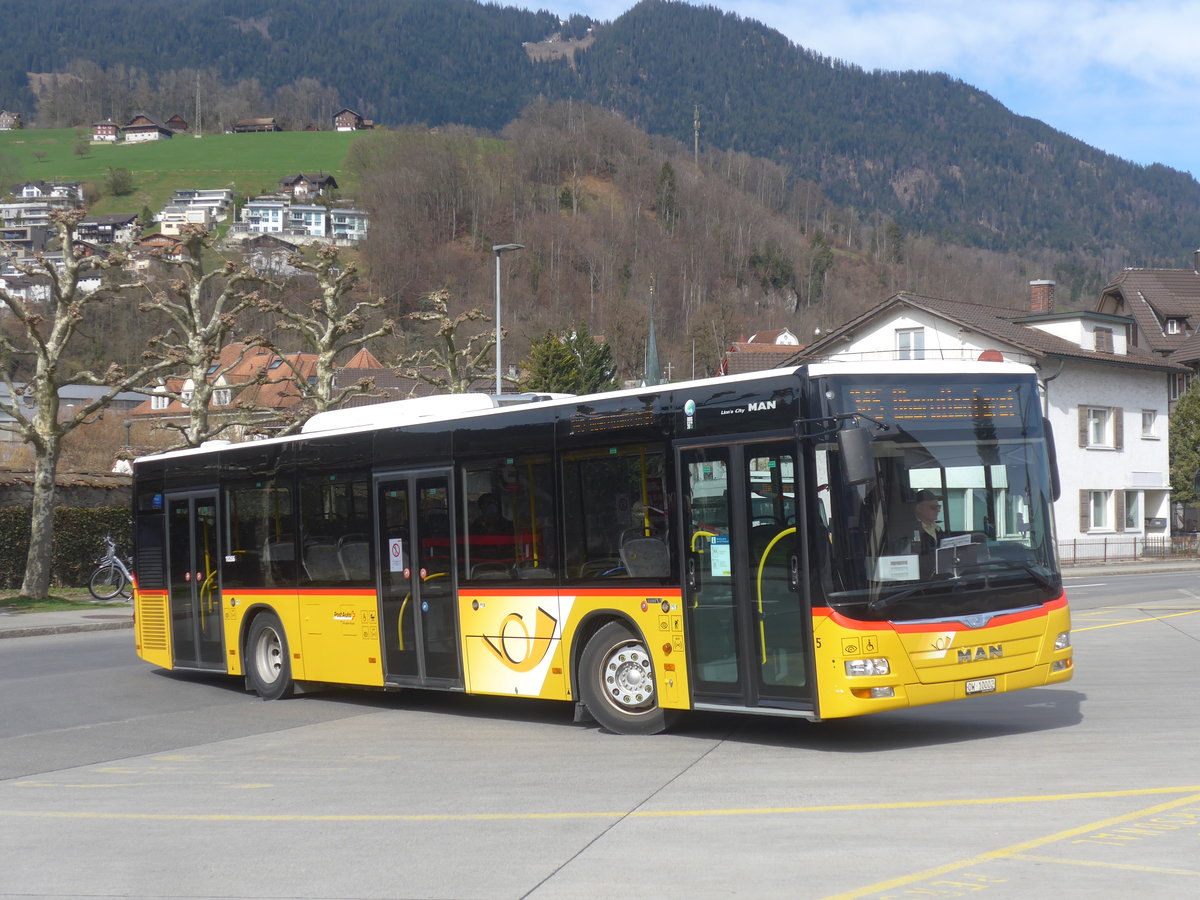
[1007,853,1200,876]
[3,785,1199,822]
[1074,608,1200,632]
[820,791,1200,899]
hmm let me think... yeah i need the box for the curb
[0,619,134,639]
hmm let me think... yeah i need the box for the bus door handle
[789,554,800,591]
[686,556,701,591]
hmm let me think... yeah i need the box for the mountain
[1,0,1197,272]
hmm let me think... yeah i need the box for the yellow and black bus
[131,361,1072,734]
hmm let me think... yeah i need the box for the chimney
[1029,279,1055,313]
[1193,248,1200,272]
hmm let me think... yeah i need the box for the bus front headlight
[845,658,890,677]
[1054,631,1071,651]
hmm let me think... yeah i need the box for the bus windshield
[815,372,1061,622]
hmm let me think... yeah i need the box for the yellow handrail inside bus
[689,530,718,608]
[397,569,450,650]
[398,592,410,650]
[756,527,796,665]
[525,459,540,565]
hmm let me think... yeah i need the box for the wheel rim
[254,626,284,685]
[599,640,656,712]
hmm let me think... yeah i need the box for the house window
[1170,373,1193,401]
[1078,405,1123,449]
[212,389,232,407]
[1089,490,1111,531]
[1124,491,1142,531]
[1142,409,1157,438]
[1093,327,1113,353]
[150,394,169,410]
[896,328,925,360]
[1087,407,1111,447]
[1166,318,1184,335]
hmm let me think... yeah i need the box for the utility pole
[693,104,700,173]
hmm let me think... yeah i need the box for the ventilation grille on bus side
[138,596,169,651]
[136,544,165,589]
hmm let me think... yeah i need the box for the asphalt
[3,557,1199,640]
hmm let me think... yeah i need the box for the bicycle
[88,535,133,601]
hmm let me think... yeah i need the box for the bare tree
[257,244,393,432]
[396,288,497,393]
[0,210,172,599]
[139,226,265,448]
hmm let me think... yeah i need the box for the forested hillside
[2,0,1198,294]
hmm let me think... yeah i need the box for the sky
[555,0,1200,179]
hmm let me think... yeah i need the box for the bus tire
[246,612,294,700]
[579,621,678,735]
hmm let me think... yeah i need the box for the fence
[1057,535,1199,565]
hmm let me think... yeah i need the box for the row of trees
[32,62,345,133]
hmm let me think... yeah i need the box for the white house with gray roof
[797,282,1185,548]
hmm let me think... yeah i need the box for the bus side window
[562,445,668,582]
[297,474,370,586]
[460,456,555,582]
[224,480,296,589]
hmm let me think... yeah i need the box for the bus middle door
[165,491,224,670]
[375,470,463,689]
[680,440,813,711]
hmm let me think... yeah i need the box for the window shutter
[1078,407,1088,447]
[1114,490,1125,532]
[1113,407,1124,449]
[1079,491,1090,532]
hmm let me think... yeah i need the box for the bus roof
[133,360,1035,464]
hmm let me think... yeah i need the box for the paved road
[1,574,1198,899]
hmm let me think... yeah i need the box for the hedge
[0,506,132,590]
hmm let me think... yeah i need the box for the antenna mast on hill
[195,72,202,139]
[693,104,700,173]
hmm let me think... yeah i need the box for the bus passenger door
[375,471,463,688]
[680,441,813,711]
[165,491,224,670]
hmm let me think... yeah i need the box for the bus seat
[576,558,620,578]
[620,537,669,578]
[338,538,371,581]
[470,562,512,580]
[516,565,555,580]
[303,542,345,582]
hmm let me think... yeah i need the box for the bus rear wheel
[579,622,678,735]
[246,612,293,700]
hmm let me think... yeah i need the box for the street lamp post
[492,243,524,394]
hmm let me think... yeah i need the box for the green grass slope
[0,129,364,216]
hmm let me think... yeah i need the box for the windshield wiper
[867,583,927,614]
[955,560,1056,591]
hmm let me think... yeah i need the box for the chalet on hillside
[77,213,139,245]
[333,108,371,131]
[122,114,173,142]
[232,117,281,133]
[242,233,301,276]
[127,233,186,269]
[92,120,119,142]
[166,114,189,133]
[278,173,339,199]
[0,110,22,130]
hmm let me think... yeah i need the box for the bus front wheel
[579,622,678,735]
[246,612,294,700]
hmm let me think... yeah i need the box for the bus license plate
[966,677,996,695]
